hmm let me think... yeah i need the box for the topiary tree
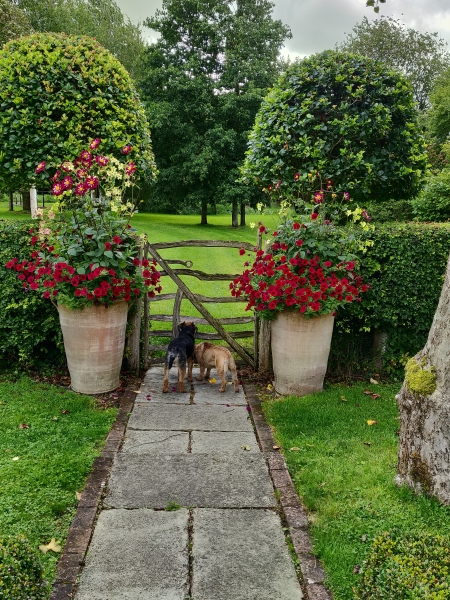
[0,32,156,194]
[240,50,427,206]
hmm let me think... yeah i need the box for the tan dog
[195,342,239,393]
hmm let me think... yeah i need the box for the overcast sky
[114,0,450,60]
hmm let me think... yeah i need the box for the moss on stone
[405,357,437,396]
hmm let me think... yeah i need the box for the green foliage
[15,0,145,76]
[241,50,428,206]
[427,67,450,143]
[0,0,33,47]
[338,16,450,110]
[0,535,48,600]
[335,222,450,375]
[410,169,450,222]
[0,220,63,368]
[0,33,156,192]
[357,532,450,599]
[137,0,290,222]
[363,199,414,223]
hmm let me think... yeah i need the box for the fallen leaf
[363,390,373,395]
[19,423,29,429]
[371,393,381,399]
[12,456,19,461]
[370,378,379,385]
[355,403,360,407]
[361,534,367,542]
[226,404,231,407]
[367,420,378,426]
[61,409,70,415]
[209,378,217,384]
[52,416,58,421]
[395,429,400,436]
[272,445,280,450]
[290,447,300,451]
[306,443,314,448]
[363,442,371,446]
[267,384,273,390]
[353,564,361,574]
[75,491,82,501]
[146,394,151,401]
[341,396,348,402]
[241,445,251,451]
[39,538,61,554]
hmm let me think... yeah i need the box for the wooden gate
[129,239,263,371]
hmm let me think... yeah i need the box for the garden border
[243,381,333,600]
[49,378,140,600]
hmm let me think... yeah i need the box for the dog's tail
[166,349,178,370]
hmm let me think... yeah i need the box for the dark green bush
[0,535,48,600]
[364,199,414,223]
[330,222,450,378]
[411,169,450,222]
[0,220,64,369]
[356,531,450,599]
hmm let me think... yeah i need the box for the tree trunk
[22,190,31,212]
[240,201,246,226]
[395,253,450,504]
[231,197,238,228]
[8,191,13,211]
[200,199,208,225]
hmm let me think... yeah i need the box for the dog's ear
[178,322,185,332]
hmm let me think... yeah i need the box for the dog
[162,322,197,393]
[194,342,240,393]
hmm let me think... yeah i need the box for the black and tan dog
[162,321,197,393]
[195,341,240,393]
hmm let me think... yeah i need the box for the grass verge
[261,382,450,599]
[0,375,117,593]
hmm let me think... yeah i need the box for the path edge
[49,377,139,600]
[243,380,334,600]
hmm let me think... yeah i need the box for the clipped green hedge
[0,220,63,369]
[331,222,450,376]
[356,532,450,599]
[0,535,48,600]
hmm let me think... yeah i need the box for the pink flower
[76,169,87,179]
[61,161,72,172]
[343,192,350,201]
[80,150,92,165]
[85,176,99,190]
[314,191,324,204]
[105,242,111,250]
[125,162,136,176]
[95,155,109,166]
[35,161,46,174]
[121,144,132,155]
[62,176,73,190]
[75,182,87,196]
[52,182,64,196]
[113,236,122,245]
[89,138,101,149]
[50,170,61,182]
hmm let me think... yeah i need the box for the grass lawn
[0,375,117,592]
[262,382,450,599]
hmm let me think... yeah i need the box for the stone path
[74,366,304,600]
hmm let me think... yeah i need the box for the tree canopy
[0,33,156,192]
[14,0,145,76]
[426,67,450,143]
[241,50,427,205]
[137,0,291,224]
[0,0,33,46]
[338,16,450,110]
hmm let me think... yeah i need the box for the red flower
[132,257,140,265]
[113,236,122,245]
[95,155,109,166]
[311,213,318,220]
[75,182,87,196]
[105,242,111,250]
[239,248,246,256]
[52,182,64,196]
[294,172,300,181]
[293,222,301,230]
[295,240,303,247]
[121,144,132,155]
[324,261,332,267]
[89,138,101,149]
[85,176,99,190]
[62,176,73,190]
[35,161,46,174]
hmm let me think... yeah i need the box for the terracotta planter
[271,310,335,396]
[57,301,129,394]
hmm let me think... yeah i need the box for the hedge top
[0,32,157,191]
[241,50,428,204]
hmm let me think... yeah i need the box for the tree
[426,68,450,143]
[0,33,156,193]
[0,0,33,46]
[240,50,427,205]
[365,0,386,13]
[338,17,450,110]
[137,0,290,225]
[14,0,145,76]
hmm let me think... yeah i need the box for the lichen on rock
[405,356,437,396]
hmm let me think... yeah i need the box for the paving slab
[128,403,253,432]
[104,453,276,509]
[192,508,303,600]
[135,369,191,405]
[75,508,188,600]
[191,431,260,453]
[192,379,246,405]
[121,430,189,454]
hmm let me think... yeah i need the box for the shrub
[363,199,414,223]
[411,169,450,222]
[0,220,63,369]
[0,33,156,193]
[356,531,450,599]
[241,50,427,205]
[331,222,450,377]
[0,535,48,600]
